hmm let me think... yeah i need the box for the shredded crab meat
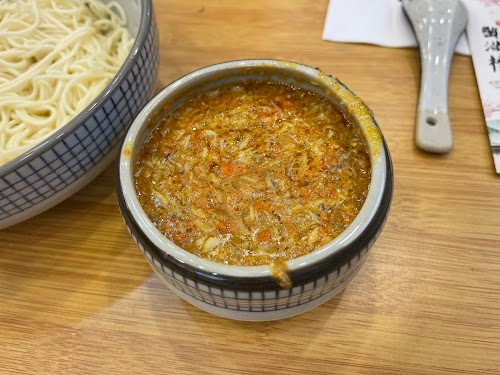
[134,81,371,266]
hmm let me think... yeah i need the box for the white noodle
[0,0,134,165]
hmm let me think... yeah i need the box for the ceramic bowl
[0,0,159,229]
[117,60,393,321]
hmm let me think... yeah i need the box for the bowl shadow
[147,284,345,365]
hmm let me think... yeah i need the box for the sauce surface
[134,81,371,266]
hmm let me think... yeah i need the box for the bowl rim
[118,59,393,287]
[0,0,153,178]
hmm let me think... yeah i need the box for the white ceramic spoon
[402,0,468,153]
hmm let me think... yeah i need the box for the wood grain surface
[1,0,499,374]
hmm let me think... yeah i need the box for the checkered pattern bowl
[117,60,393,321]
[0,0,159,229]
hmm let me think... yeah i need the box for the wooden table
[1,1,499,373]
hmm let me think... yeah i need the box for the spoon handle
[402,0,468,153]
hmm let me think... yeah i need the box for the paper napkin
[322,0,471,55]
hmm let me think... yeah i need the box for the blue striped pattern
[0,7,159,227]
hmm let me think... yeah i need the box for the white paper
[322,0,471,55]
[464,0,500,173]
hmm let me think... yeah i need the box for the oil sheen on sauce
[134,81,371,267]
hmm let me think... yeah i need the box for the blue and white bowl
[0,0,159,229]
[117,60,393,321]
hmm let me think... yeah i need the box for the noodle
[0,0,134,165]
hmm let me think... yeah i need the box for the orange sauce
[134,81,371,266]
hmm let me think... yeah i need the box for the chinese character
[489,55,500,72]
[483,26,498,38]
[486,40,500,51]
